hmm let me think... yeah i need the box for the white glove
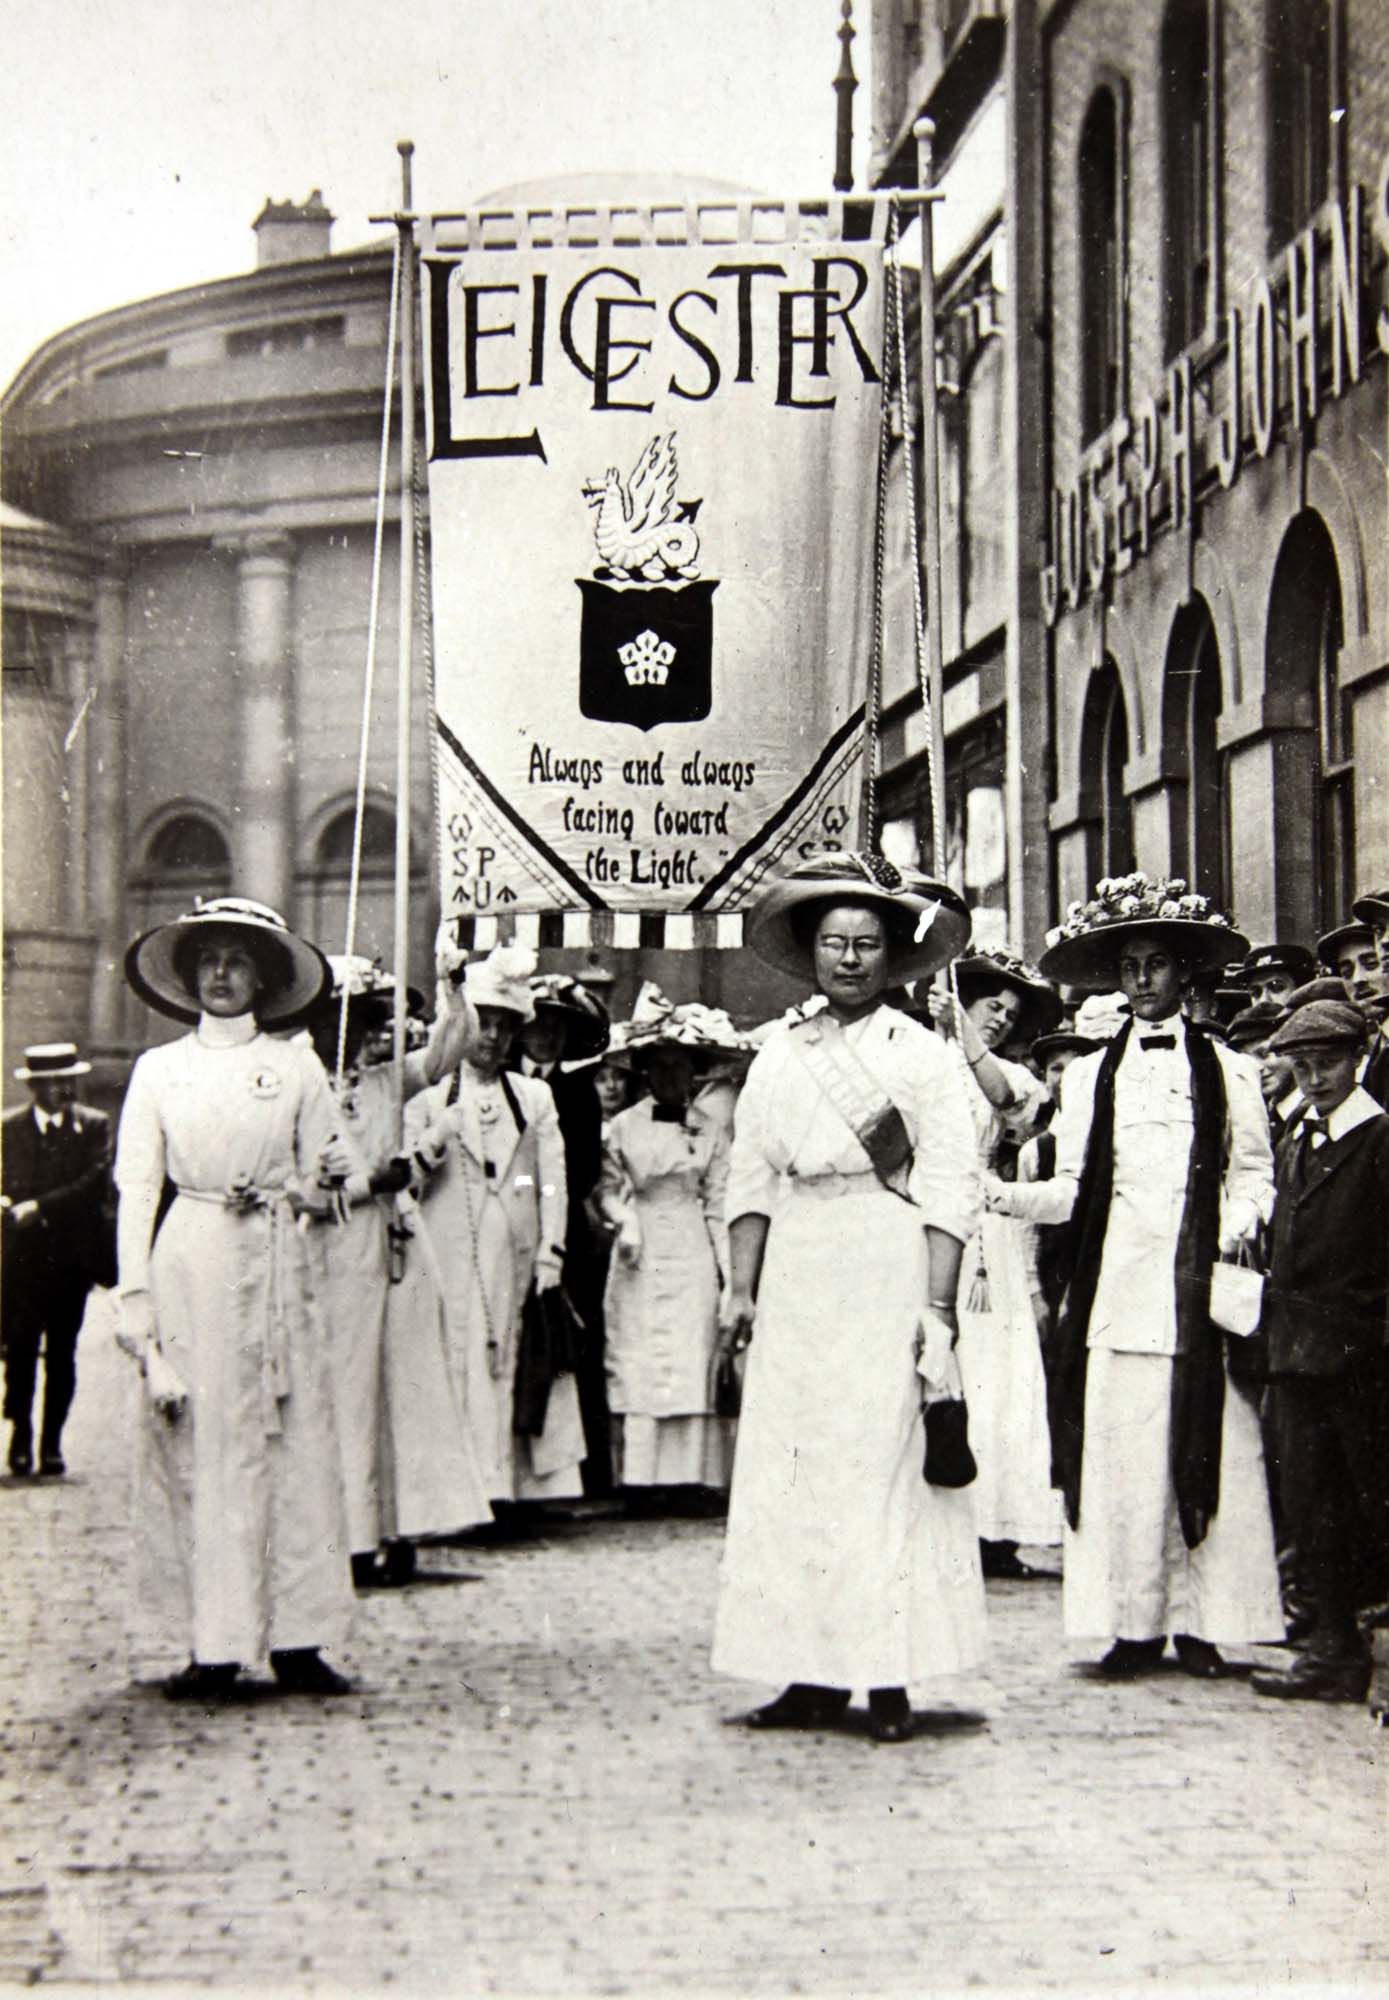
[116,1290,157,1364]
[982,1172,1016,1215]
[317,1133,361,1185]
[1218,1198,1259,1257]
[914,1308,956,1393]
[435,919,469,988]
[533,1256,563,1295]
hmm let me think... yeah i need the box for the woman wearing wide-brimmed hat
[408,945,584,1509]
[987,874,1281,1679]
[303,948,490,1588]
[115,896,354,1699]
[596,991,747,1505]
[709,851,986,1743]
[924,950,1061,1575]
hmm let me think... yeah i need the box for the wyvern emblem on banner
[577,433,717,732]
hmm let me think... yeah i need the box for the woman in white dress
[115,897,353,1700]
[712,851,987,1743]
[410,945,583,1510]
[925,951,1060,1575]
[304,951,490,1589]
[598,1000,746,1505]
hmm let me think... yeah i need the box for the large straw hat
[746,850,971,986]
[528,972,611,1059]
[14,1043,92,1082]
[953,947,1062,1040]
[1040,874,1247,990]
[314,953,424,1020]
[124,896,331,1028]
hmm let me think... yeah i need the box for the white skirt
[711,1185,987,1693]
[956,1211,1061,1546]
[1063,1347,1283,1647]
[614,1413,736,1490]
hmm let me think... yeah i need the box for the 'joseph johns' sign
[421,198,887,931]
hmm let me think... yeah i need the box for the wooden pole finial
[833,0,857,194]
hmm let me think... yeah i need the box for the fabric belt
[786,1168,885,1201]
[172,1183,294,1437]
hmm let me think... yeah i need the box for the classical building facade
[870,0,1389,954]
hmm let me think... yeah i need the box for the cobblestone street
[1,1297,1385,1995]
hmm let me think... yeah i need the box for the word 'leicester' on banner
[421,197,888,940]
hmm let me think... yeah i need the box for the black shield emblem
[577,579,717,731]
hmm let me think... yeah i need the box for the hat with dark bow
[14,1043,92,1082]
[746,850,972,986]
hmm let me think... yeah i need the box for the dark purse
[921,1396,977,1489]
[711,1345,744,1418]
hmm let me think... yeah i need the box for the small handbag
[711,1344,745,1419]
[922,1395,977,1489]
[1208,1244,1264,1338]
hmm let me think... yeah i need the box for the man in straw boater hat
[1248,1000,1389,1715]
[2,1043,114,1478]
[986,873,1282,1679]
[115,895,359,1699]
[709,851,988,1744]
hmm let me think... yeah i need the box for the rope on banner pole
[861,201,899,854]
[334,225,403,1087]
[391,140,418,1139]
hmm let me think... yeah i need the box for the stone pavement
[1,1297,1386,1996]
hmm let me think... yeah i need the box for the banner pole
[392,139,417,1135]
[913,118,947,883]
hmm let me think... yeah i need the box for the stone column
[232,532,296,918]
[87,559,129,1048]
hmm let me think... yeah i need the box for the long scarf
[1049,1018,1228,1548]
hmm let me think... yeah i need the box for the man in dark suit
[1,1044,113,1477]
[1319,913,1389,1108]
[1252,1001,1389,1703]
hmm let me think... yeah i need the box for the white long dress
[599,1098,735,1490]
[1001,1019,1282,1647]
[711,1004,988,1694]
[115,1023,353,1675]
[412,1066,583,1503]
[307,1062,491,1551]
[953,1049,1061,1547]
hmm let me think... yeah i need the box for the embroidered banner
[421,197,886,930]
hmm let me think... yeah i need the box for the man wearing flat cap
[1251,1001,1389,1706]
[2,1044,114,1477]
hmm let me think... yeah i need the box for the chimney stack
[252,189,334,269]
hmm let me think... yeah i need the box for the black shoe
[351,1551,385,1590]
[1095,1638,1166,1680]
[737,1684,850,1731]
[381,1538,417,1586]
[1251,1656,1370,1702]
[37,1452,66,1479]
[867,1687,914,1743]
[1173,1634,1228,1679]
[980,1540,1033,1579]
[270,1648,353,1696]
[7,1431,33,1478]
[163,1660,241,1702]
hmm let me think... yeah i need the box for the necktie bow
[1138,1035,1176,1051]
[651,1104,687,1126]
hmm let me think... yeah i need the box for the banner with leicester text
[421,197,887,949]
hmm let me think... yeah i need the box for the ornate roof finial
[833,0,857,194]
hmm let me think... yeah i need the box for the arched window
[1079,86,1126,442]
[1161,0,1217,358]
[1080,660,1135,881]
[1163,600,1228,906]
[131,811,232,932]
[1268,0,1334,248]
[1265,511,1350,935]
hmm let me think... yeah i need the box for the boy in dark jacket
[1251,1001,1389,1705]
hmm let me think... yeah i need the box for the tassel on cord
[966,1242,992,1316]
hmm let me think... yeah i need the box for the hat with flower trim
[1039,874,1248,990]
[954,947,1062,1040]
[528,972,611,1059]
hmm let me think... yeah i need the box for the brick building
[871,0,1389,954]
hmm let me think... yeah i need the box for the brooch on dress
[249,1069,283,1099]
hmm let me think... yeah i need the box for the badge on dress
[249,1068,283,1099]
